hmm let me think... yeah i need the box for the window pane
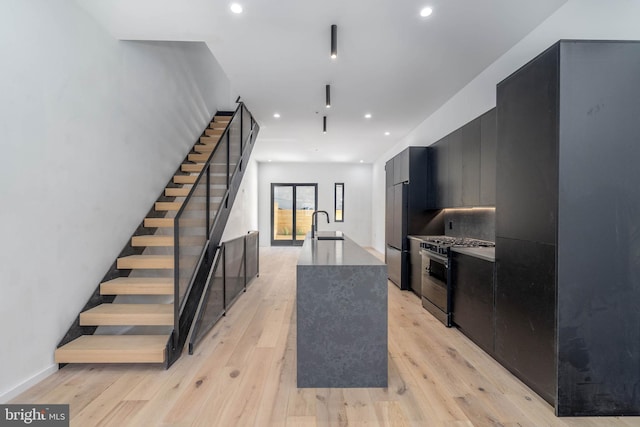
[335,183,344,222]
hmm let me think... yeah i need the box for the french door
[271,183,317,246]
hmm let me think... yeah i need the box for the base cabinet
[494,238,557,405]
[451,252,495,356]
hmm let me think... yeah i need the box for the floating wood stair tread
[80,304,174,326]
[181,163,205,173]
[188,153,209,162]
[214,115,232,122]
[117,255,173,269]
[165,187,190,197]
[54,335,169,364]
[100,277,173,295]
[131,235,174,247]
[173,175,198,184]
[144,217,173,228]
[164,187,209,197]
[155,201,209,212]
[204,128,223,137]
[155,201,182,211]
[209,123,227,130]
[200,136,220,145]
[194,144,216,153]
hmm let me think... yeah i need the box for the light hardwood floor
[12,247,640,426]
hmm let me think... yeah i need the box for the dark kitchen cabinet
[497,44,558,246]
[494,238,556,404]
[384,184,407,251]
[430,138,448,208]
[448,128,464,207]
[393,148,410,184]
[392,184,407,250]
[429,111,493,209]
[479,108,496,206]
[461,118,481,207]
[384,187,394,246]
[385,147,439,290]
[496,40,640,416]
[451,251,495,356]
[385,159,394,188]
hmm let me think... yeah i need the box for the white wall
[371,0,640,253]
[258,162,373,247]
[0,0,234,402]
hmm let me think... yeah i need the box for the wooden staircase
[55,114,233,365]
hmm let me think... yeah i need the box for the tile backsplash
[444,208,495,242]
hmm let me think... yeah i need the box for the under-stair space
[55,108,258,367]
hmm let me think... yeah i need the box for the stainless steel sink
[315,231,345,240]
[317,235,344,240]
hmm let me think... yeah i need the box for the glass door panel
[272,185,293,243]
[295,186,316,242]
[271,184,317,246]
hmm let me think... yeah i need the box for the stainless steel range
[419,236,494,326]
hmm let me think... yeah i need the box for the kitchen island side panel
[297,234,388,388]
[556,40,640,416]
[296,263,388,388]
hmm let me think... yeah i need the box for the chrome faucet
[311,210,330,238]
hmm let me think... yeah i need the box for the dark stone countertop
[297,232,384,267]
[451,246,495,262]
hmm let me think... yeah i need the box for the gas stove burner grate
[419,236,495,253]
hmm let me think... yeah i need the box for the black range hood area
[384,40,640,417]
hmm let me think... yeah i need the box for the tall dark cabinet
[496,40,640,416]
[385,147,437,290]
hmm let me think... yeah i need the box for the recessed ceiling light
[384,131,390,136]
[364,113,372,119]
[268,159,272,162]
[359,160,364,163]
[230,3,243,14]
[273,113,280,118]
[420,7,433,18]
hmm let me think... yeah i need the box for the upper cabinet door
[480,108,497,206]
[431,138,449,209]
[496,43,559,244]
[385,159,394,188]
[462,118,481,207]
[448,128,464,207]
[393,148,410,184]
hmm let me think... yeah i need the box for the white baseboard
[0,364,58,403]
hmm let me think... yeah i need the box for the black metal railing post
[173,217,180,349]
[206,164,210,236]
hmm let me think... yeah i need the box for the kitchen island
[296,232,388,388]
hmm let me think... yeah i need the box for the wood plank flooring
[11,246,640,426]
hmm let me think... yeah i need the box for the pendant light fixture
[330,25,337,59]
[326,84,331,109]
[323,116,327,133]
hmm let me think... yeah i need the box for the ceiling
[76,0,567,163]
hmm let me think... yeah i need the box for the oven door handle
[420,250,448,265]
